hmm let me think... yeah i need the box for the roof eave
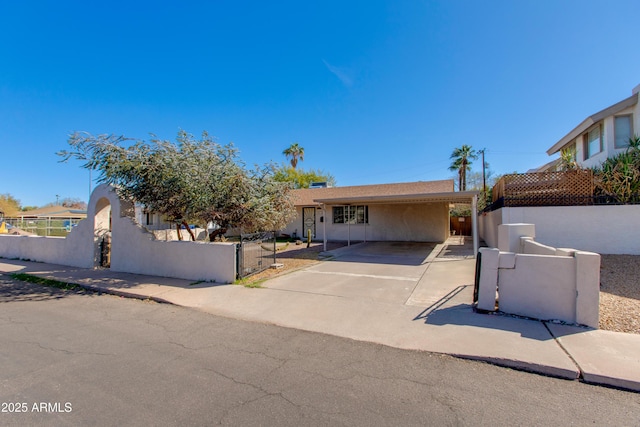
[547,93,639,156]
[313,191,479,205]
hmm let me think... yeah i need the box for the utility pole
[479,149,487,200]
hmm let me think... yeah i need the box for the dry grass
[599,255,640,334]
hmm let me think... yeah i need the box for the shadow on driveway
[324,241,439,266]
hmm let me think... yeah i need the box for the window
[333,206,368,224]
[333,206,345,224]
[614,115,633,148]
[583,124,603,160]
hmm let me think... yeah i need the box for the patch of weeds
[234,277,265,288]
[10,273,81,291]
[260,242,290,252]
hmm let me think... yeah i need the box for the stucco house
[539,83,639,171]
[10,205,87,220]
[480,85,640,255]
[281,179,479,248]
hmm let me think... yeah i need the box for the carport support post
[322,204,327,252]
[471,194,479,257]
[347,205,351,246]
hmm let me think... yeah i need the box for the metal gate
[302,207,316,238]
[236,232,275,279]
[100,234,111,268]
[473,250,482,305]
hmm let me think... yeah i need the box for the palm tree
[559,146,578,171]
[449,145,478,191]
[283,143,304,169]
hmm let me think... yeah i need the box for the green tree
[44,197,87,209]
[283,143,305,169]
[463,168,501,212]
[273,166,336,189]
[0,194,21,217]
[448,145,478,191]
[58,131,296,241]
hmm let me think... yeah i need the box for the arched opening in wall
[94,197,112,268]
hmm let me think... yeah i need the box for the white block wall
[479,205,640,255]
[0,184,237,283]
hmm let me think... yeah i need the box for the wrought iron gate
[236,231,275,279]
[473,250,482,305]
[100,234,111,268]
[302,207,316,238]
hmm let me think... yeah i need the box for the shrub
[593,136,640,203]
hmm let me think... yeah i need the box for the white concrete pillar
[322,204,327,252]
[575,251,601,328]
[498,223,536,253]
[471,195,479,257]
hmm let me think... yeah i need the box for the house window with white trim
[614,115,633,149]
[583,123,603,160]
[333,206,368,224]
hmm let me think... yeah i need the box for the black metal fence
[236,232,276,279]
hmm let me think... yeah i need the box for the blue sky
[1,0,639,207]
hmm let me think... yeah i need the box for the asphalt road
[1,277,638,426]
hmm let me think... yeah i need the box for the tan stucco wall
[283,202,449,243]
[365,203,449,242]
[281,206,318,239]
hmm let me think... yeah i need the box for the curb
[5,269,639,393]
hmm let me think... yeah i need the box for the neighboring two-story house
[539,84,639,171]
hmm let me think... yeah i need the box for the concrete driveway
[263,241,473,305]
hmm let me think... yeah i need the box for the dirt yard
[237,241,347,284]
[599,255,640,335]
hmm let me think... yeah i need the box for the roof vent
[309,182,330,189]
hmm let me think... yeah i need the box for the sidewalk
[1,246,639,392]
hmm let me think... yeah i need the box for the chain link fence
[3,217,84,237]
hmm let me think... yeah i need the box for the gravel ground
[242,243,640,335]
[599,255,640,334]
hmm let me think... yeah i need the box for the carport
[314,191,480,256]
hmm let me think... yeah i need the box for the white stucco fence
[479,205,640,255]
[109,218,236,283]
[477,224,600,328]
[0,184,236,283]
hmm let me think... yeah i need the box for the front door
[302,207,316,239]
